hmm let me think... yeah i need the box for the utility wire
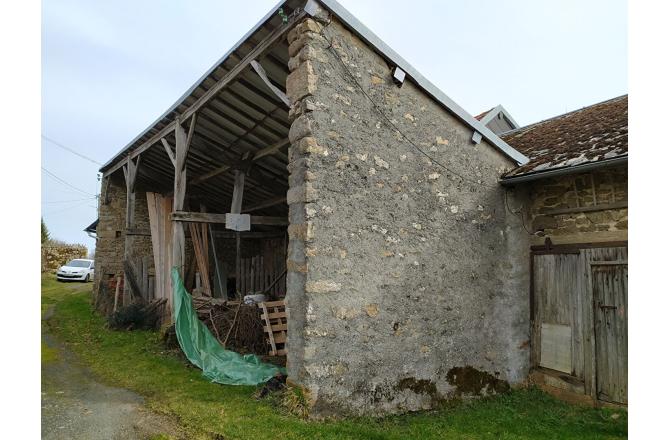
[42,198,95,216]
[504,188,533,235]
[42,197,98,204]
[41,134,103,165]
[319,24,537,237]
[41,167,96,196]
[318,25,496,189]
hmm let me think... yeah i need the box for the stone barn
[91,0,627,416]
[500,95,628,406]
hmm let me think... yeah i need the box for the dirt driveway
[42,305,183,440]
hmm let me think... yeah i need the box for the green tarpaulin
[171,268,284,385]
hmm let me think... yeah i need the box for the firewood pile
[193,297,266,354]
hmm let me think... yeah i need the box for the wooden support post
[200,204,209,291]
[122,156,140,229]
[142,256,150,301]
[113,275,122,313]
[209,224,227,300]
[122,155,140,304]
[235,232,241,297]
[171,118,191,279]
[102,176,112,205]
[230,169,246,214]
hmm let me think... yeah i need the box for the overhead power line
[43,199,96,216]
[42,197,98,204]
[41,167,96,196]
[41,134,103,165]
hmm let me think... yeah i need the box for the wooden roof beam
[250,59,291,108]
[171,211,288,226]
[190,137,289,186]
[101,10,304,177]
[242,195,287,213]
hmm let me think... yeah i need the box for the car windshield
[66,260,90,268]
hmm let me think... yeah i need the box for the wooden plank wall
[146,192,173,312]
[238,237,286,298]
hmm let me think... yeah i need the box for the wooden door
[532,253,584,377]
[592,263,628,404]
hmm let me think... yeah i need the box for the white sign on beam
[225,213,251,231]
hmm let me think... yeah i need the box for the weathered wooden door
[532,252,584,377]
[592,262,628,404]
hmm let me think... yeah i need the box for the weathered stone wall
[41,243,88,272]
[94,177,126,288]
[126,188,155,269]
[94,177,155,299]
[285,15,530,417]
[528,166,627,242]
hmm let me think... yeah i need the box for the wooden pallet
[258,300,287,356]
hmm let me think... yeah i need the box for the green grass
[41,340,59,364]
[42,275,627,439]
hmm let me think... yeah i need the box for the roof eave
[499,156,628,186]
[99,0,292,173]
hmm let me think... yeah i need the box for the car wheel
[84,274,90,283]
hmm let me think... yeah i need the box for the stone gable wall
[284,15,530,417]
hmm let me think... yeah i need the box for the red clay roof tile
[502,95,627,178]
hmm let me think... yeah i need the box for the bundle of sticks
[194,297,266,354]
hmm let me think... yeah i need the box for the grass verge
[42,275,627,439]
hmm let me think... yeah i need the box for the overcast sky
[41,0,627,252]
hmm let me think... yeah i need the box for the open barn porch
[92,2,312,360]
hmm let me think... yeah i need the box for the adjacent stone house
[500,95,628,405]
[90,0,627,416]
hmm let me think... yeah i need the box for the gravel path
[42,306,183,440]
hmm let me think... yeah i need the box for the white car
[56,259,95,282]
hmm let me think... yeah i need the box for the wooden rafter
[101,10,305,177]
[242,195,287,213]
[250,59,291,108]
[161,138,176,167]
[190,138,289,186]
[171,120,189,277]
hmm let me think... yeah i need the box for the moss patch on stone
[397,378,438,397]
[446,366,510,396]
